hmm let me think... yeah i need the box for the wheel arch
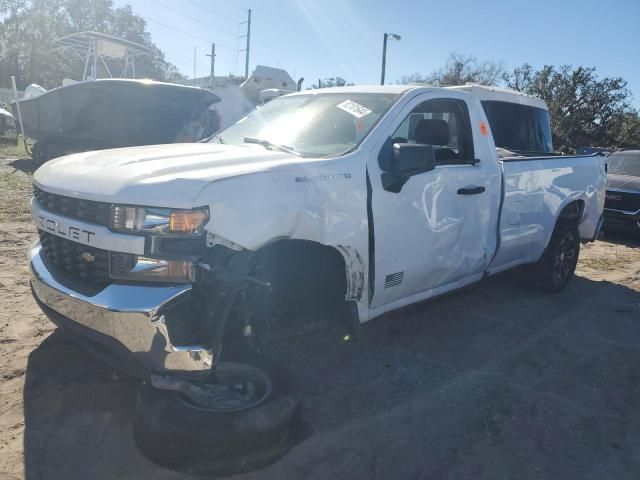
[542,198,585,253]
[252,238,365,304]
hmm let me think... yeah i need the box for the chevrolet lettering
[37,214,95,243]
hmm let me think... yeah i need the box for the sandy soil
[1,157,639,480]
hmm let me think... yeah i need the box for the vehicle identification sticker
[336,100,372,118]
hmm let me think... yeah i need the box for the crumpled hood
[607,174,640,191]
[34,143,300,208]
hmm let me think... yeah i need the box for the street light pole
[380,32,401,85]
[380,33,388,85]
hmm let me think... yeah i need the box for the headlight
[111,206,209,235]
[110,252,194,283]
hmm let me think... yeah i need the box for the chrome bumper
[30,243,213,375]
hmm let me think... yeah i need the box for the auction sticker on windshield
[337,100,372,118]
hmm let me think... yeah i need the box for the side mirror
[391,143,436,176]
[378,140,436,193]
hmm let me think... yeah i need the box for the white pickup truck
[29,84,606,471]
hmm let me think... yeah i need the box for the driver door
[369,93,501,311]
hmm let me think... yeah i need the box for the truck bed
[488,153,606,274]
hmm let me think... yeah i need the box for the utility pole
[240,9,251,80]
[206,43,216,89]
[193,46,197,86]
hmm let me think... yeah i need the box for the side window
[392,98,474,165]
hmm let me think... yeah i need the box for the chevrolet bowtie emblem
[81,252,96,263]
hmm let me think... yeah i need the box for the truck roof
[448,84,547,110]
[288,85,420,96]
[287,84,548,110]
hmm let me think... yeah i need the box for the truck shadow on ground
[8,158,36,175]
[22,272,640,480]
[602,230,640,248]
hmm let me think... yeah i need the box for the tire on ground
[133,354,301,476]
[528,220,580,293]
[31,142,45,167]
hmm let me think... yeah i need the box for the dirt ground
[1,156,640,480]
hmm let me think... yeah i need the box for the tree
[611,112,640,149]
[0,0,185,90]
[503,64,640,151]
[397,72,429,85]
[310,77,353,89]
[398,53,504,87]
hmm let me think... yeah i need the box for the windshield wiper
[243,137,301,156]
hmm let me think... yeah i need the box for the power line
[188,0,240,24]
[225,0,250,13]
[149,0,239,38]
[144,15,235,50]
[164,51,207,66]
[230,21,243,74]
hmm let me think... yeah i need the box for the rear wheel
[528,222,580,293]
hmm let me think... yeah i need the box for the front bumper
[30,243,213,376]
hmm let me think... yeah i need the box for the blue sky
[114,0,640,105]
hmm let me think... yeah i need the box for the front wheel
[133,354,301,476]
[528,222,580,293]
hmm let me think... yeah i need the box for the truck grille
[38,231,111,285]
[34,187,111,227]
[605,189,640,213]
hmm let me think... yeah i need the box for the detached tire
[134,354,301,476]
[529,221,580,293]
[31,142,45,167]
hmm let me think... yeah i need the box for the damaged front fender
[336,244,365,302]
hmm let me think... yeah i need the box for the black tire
[133,354,301,476]
[31,142,45,167]
[529,221,580,293]
[32,141,55,166]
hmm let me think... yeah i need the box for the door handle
[457,186,486,195]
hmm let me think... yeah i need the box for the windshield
[211,93,399,158]
[481,100,553,154]
[607,151,640,176]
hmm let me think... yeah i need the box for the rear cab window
[481,100,553,154]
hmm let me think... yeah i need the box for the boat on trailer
[13,79,220,165]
